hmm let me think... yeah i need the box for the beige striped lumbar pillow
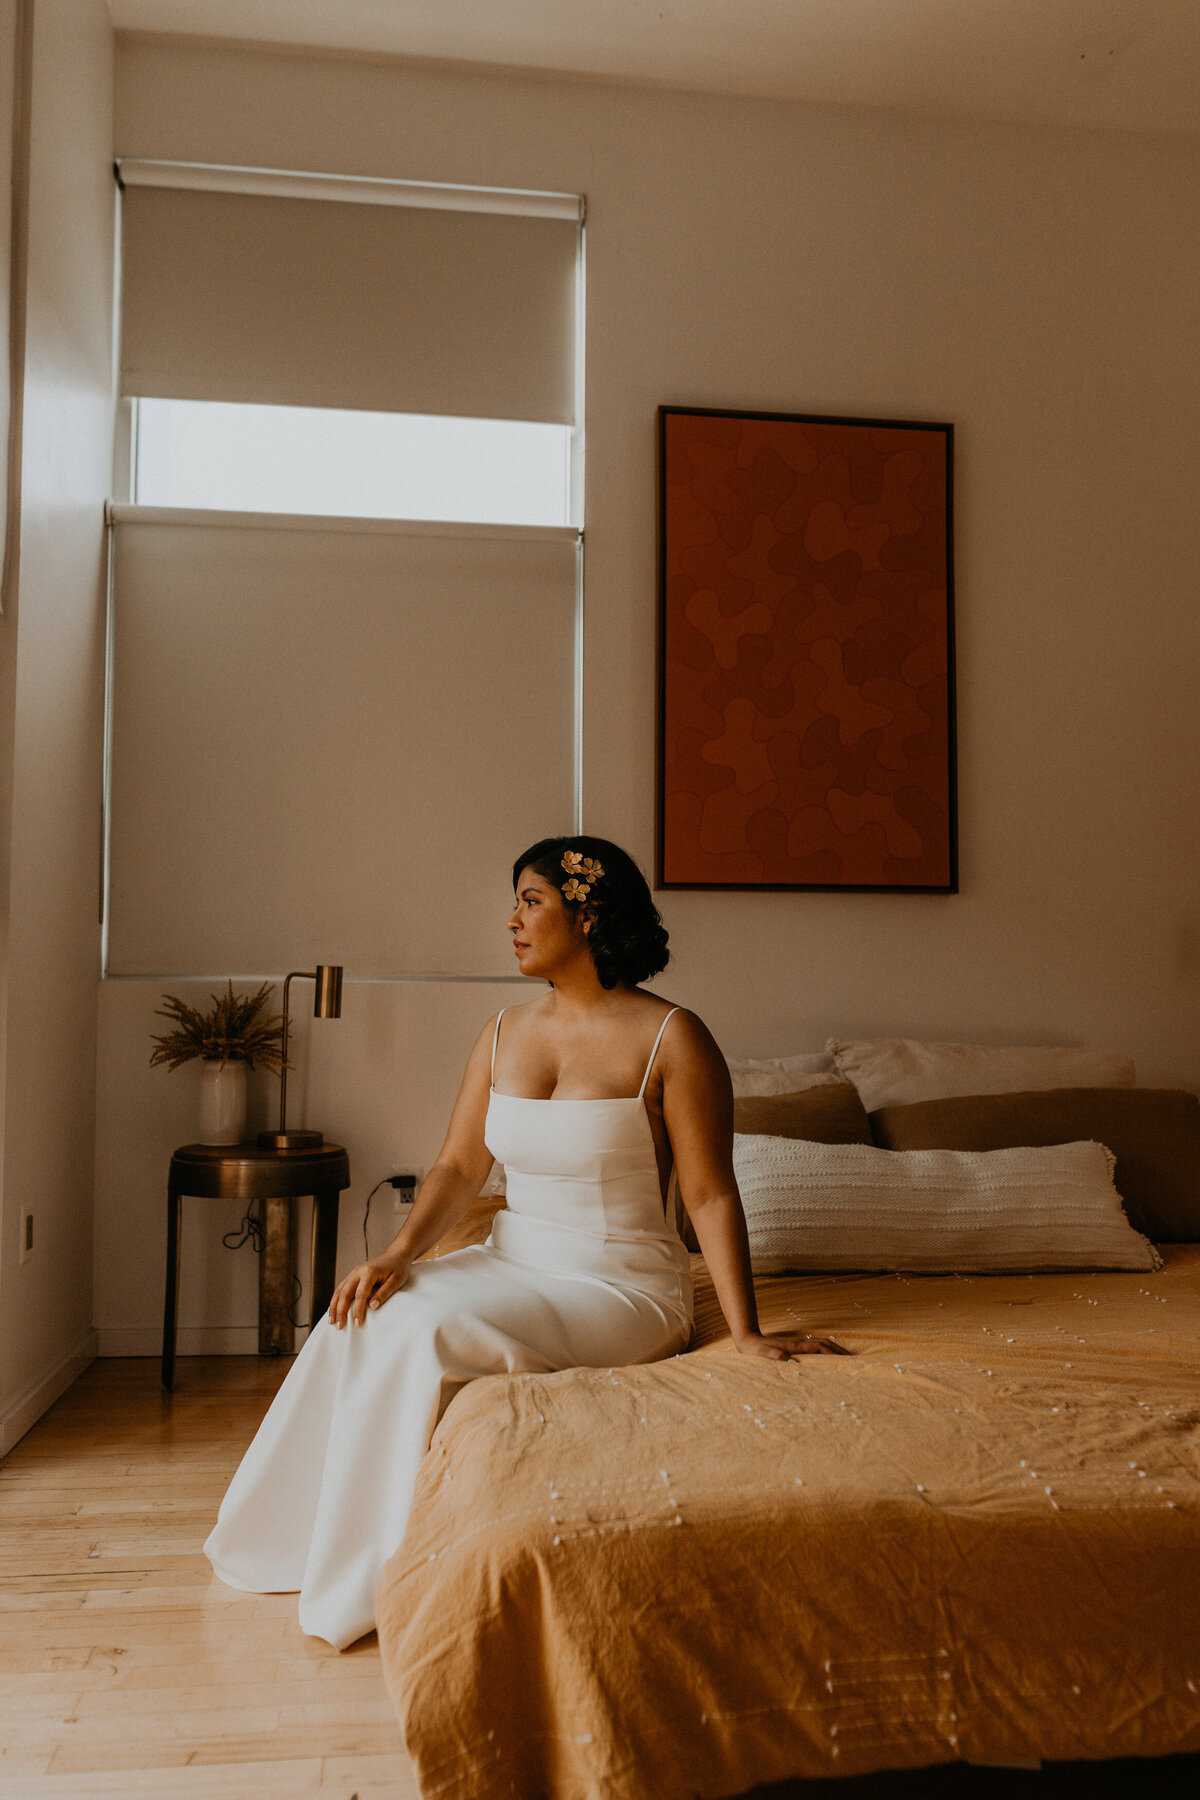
[732,1135,1161,1274]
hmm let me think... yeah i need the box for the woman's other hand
[329,1251,413,1330]
[735,1329,850,1359]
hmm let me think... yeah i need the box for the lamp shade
[313,965,343,1018]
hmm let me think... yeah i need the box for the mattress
[378,1246,1200,1800]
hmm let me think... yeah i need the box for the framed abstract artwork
[657,406,956,891]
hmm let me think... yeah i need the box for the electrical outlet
[19,1207,33,1264]
[390,1174,417,1220]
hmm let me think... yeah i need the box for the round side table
[162,1141,350,1391]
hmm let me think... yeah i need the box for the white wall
[0,0,16,569]
[95,37,1200,1352]
[0,0,21,1435]
[0,0,113,1449]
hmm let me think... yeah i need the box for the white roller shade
[119,180,579,423]
[107,516,578,975]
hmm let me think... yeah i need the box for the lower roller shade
[107,518,577,975]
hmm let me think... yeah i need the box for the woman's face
[508,867,589,979]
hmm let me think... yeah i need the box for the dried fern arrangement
[150,981,289,1074]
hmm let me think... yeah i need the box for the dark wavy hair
[512,836,669,991]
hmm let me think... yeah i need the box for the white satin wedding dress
[204,1008,692,1649]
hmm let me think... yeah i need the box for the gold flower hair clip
[561,851,604,903]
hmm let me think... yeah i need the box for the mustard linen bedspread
[377,1248,1200,1800]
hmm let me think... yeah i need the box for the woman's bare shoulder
[654,1003,725,1066]
[649,1008,730,1118]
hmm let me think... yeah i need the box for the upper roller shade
[120,184,578,423]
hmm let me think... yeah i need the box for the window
[131,399,573,527]
[106,162,585,978]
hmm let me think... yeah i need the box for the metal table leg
[309,1184,341,1329]
[259,1193,297,1355]
[162,1188,182,1391]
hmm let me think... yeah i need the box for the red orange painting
[657,407,956,891]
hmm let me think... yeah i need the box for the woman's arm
[661,1015,848,1359]
[328,1016,498,1329]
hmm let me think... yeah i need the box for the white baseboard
[1,1328,97,1456]
[96,1324,310,1356]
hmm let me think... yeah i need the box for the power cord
[363,1174,417,1257]
[221,1176,416,1330]
[287,1272,306,1330]
[223,1197,265,1253]
[222,1202,307,1328]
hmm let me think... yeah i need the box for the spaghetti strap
[490,1009,507,1085]
[638,1007,682,1100]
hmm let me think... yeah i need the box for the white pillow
[730,1069,847,1098]
[826,1037,1136,1113]
[728,1050,841,1098]
[733,1051,836,1075]
[732,1134,1160,1274]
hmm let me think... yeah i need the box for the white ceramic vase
[198,1058,248,1146]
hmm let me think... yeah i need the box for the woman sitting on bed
[205,835,846,1649]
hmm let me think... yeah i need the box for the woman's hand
[735,1329,850,1360]
[328,1250,413,1330]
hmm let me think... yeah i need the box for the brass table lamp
[258,964,343,1151]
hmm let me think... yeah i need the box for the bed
[378,1246,1200,1799]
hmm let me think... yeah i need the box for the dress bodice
[481,1010,692,1324]
[485,1092,672,1239]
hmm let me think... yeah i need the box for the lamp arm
[277,969,315,1135]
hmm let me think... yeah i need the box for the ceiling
[107,1,1200,136]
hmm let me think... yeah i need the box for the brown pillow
[677,1084,875,1250]
[734,1084,874,1145]
[870,1088,1200,1242]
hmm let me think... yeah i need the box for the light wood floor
[0,1356,419,1800]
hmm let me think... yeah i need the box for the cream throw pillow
[728,1049,841,1098]
[826,1037,1136,1113]
[730,1069,846,1097]
[732,1134,1161,1274]
[733,1051,836,1075]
